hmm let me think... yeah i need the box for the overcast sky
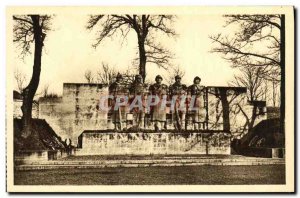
[13,14,238,95]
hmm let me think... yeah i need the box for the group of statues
[108,73,206,131]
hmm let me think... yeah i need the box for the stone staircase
[15,155,285,170]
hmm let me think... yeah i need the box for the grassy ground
[14,165,285,185]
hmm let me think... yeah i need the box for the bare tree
[41,83,49,97]
[230,67,265,131]
[95,62,117,84]
[271,79,280,107]
[84,69,94,83]
[207,87,247,132]
[210,14,285,133]
[37,83,59,98]
[86,15,177,81]
[14,69,27,94]
[164,65,185,85]
[210,15,281,80]
[230,67,265,101]
[84,62,136,86]
[13,15,52,137]
[119,66,137,86]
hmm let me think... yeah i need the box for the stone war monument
[9,7,292,190]
[39,75,266,156]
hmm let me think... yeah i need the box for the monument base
[77,130,231,155]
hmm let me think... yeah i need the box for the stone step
[24,158,284,165]
[15,158,285,170]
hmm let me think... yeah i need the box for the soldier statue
[149,75,168,131]
[129,74,148,129]
[109,73,129,131]
[187,76,205,130]
[169,75,187,130]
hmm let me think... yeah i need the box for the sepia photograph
[6,6,295,192]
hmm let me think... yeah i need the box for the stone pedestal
[77,131,231,155]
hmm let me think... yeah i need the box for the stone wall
[15,151,48,164]
[39,83,109,144]
[77,131,231,155]
[267,107,280,119]
[14,99,39,119]
[15,150,69,165]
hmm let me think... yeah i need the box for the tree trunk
[280,15,285,134]
[138,37,147,82]
[219,88,230,132]
[272,80,276,107]
[21,15,44,138]
[248,105,257,130]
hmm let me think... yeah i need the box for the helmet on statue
[155,75,163,81]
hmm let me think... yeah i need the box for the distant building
[13,90,39,119]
